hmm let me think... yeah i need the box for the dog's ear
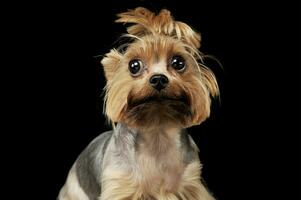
[116,7,201,49]
[101,49,123,81]
[201,67,219,98]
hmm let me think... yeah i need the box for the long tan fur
[101,161,214,200]
[102,7,218,127]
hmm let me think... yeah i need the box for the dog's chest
[135,130,185,193]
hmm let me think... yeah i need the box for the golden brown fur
[115,7,201,49]
[102,7,219,129]
[101,161,214,200]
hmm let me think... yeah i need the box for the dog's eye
[171,55,186,72]
[129,59,143,76]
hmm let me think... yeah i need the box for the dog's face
[101,8,219,129]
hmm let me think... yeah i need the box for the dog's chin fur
[121,93,192,129]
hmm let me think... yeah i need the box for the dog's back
[58,131,112,200]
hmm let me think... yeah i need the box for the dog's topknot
[116,7,201,49]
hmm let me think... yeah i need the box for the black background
[5,0,296,200]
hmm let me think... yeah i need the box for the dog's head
[101,7,219,129]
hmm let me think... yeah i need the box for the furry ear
[201,67,219,98]
[116,7,201,49]
[101,49,123,81]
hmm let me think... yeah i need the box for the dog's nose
[149,74,169,91]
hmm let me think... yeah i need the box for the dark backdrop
[7,0,295,200]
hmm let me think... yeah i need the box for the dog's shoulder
[75,131,113,200]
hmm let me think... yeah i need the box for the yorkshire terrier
[59,7,219,200]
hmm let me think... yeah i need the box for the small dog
[59,7,219,200]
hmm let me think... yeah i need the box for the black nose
[149,74,169,91]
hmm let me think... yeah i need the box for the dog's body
[59,124,214,200]
[59,7,218,200]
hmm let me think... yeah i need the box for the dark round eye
[171,55,186,72]
[128,59,143,75]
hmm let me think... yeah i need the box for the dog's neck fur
[116,122,182,155]
[113,122,196,161]
[114,123,185,192]
[136,125,182,158]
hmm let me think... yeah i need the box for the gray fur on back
[75,131,112,200]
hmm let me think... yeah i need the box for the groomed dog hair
[59,7,219,200]
[102,7,218,128]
